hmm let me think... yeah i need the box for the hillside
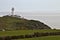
[0,15,51,30]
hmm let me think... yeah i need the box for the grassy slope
[0,30,60,36]
[19,35,60,40]
[0,16,51,30]
[0,16,28,30]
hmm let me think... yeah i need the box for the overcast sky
[0,0,60,12]
[0,0,60,29]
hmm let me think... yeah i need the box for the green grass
[18,35,60,40]
[0,29,60,36]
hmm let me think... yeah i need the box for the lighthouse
[11,7,14,16]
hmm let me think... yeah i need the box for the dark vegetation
[0,15,51,30]
[0,31,60,40]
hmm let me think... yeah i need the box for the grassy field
[17,35,60,40]
[0,29,60,36]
